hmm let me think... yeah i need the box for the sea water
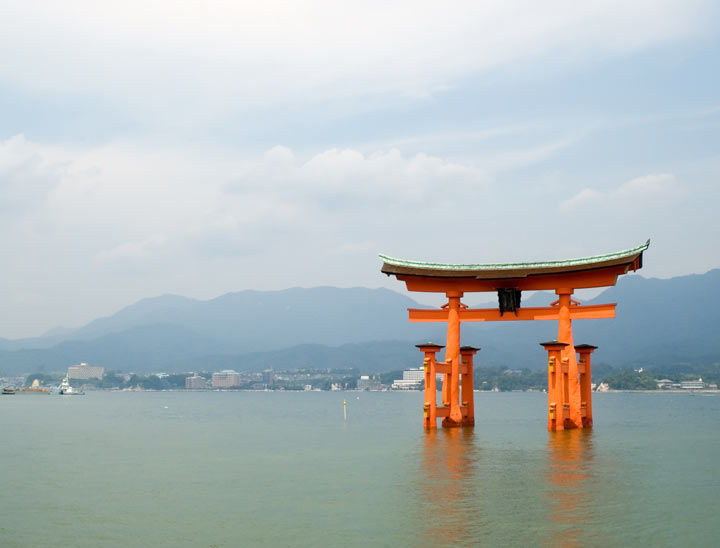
[1,391,718,547]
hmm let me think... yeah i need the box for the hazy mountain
[0,287,439,374]
[0,271,718,375]
[572,268,720,365]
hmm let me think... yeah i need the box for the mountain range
[1,269,719,375]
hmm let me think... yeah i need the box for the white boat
[58,376,84,396]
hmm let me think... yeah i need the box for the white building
[655,378,674,389]
[357,375,382,391]
[67,362,104,380]
[211,370,242,388]
[185,375,207,389]
[391,368,424,390]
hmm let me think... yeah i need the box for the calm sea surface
[1,391,718,547]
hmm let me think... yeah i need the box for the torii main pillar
[379,241,649,430]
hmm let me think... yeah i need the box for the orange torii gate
[380,241,649,431]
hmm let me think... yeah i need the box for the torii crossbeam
[380,240,649,431]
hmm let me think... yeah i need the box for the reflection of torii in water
[545,429,596,547]
[417,428,479,546]
[380,241,649,430]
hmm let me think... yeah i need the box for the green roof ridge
[379,240,649,271]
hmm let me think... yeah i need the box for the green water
[1,391,718,547]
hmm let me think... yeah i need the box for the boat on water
[58,376,84,396]
[19,379,49,393]
[2,387,15,395]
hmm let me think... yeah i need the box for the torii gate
[380,241,649,431]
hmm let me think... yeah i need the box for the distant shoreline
[32,388,720,394]
[596,389,720,394]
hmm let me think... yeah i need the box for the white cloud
[228,147,489,209]
[0,134,717,338]
[0,135,491,270]
[615,174,678,197]
[0,1,711,121]
[96,234,166,262]
[474,135,583,173]
[0,3,717,340]
[561,174,678,210]
[0,134,61,215]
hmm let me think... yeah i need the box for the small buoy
[163,406,169,409]
[356,396,360,400]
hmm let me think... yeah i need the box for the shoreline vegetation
[3,362,719,393]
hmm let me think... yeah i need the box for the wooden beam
[434,405,469,418]
[408,303,616,322]
[434,362,469,375]
[399,265,629,292]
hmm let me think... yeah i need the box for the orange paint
[556,289,582,429]
[398,264,633,294]
[460,346,478,427]
[408,303,615,322]
[441,292,463,426]
[541,342,569,431]
[408,294,610,430]
[417,343,443,429]
[410,286,611,430]
[575,344,596,428]
[386,246,647,429]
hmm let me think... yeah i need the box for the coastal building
[391,368,424,390]
[680,379,705,390]
[211,370,242,388]
[67,362,105,380]
[185,375,207,389]
[357,375,382,391]
[655,379,674,389]
[262,368,275,387]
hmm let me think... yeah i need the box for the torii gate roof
[380,240,649,291]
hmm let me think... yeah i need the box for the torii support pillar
[417,342,478,429]
[541,341,571,431]
[460,346,479,427]
[575,344,597,428]
[417,342,443,429]
[542,340,597,431]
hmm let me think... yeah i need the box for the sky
[1,0,719,338]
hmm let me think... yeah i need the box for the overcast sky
[1,1,719,338]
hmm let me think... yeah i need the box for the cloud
[227,146,489,206]
[3,137,490,270]
[96,234,166,262]
[475,135,583,173]
[561,174,678,210]
[0,3,718,340]
[615,174,678,197]
[0,134,61,215]
[0,134,717,338]
[0,1,712,122]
